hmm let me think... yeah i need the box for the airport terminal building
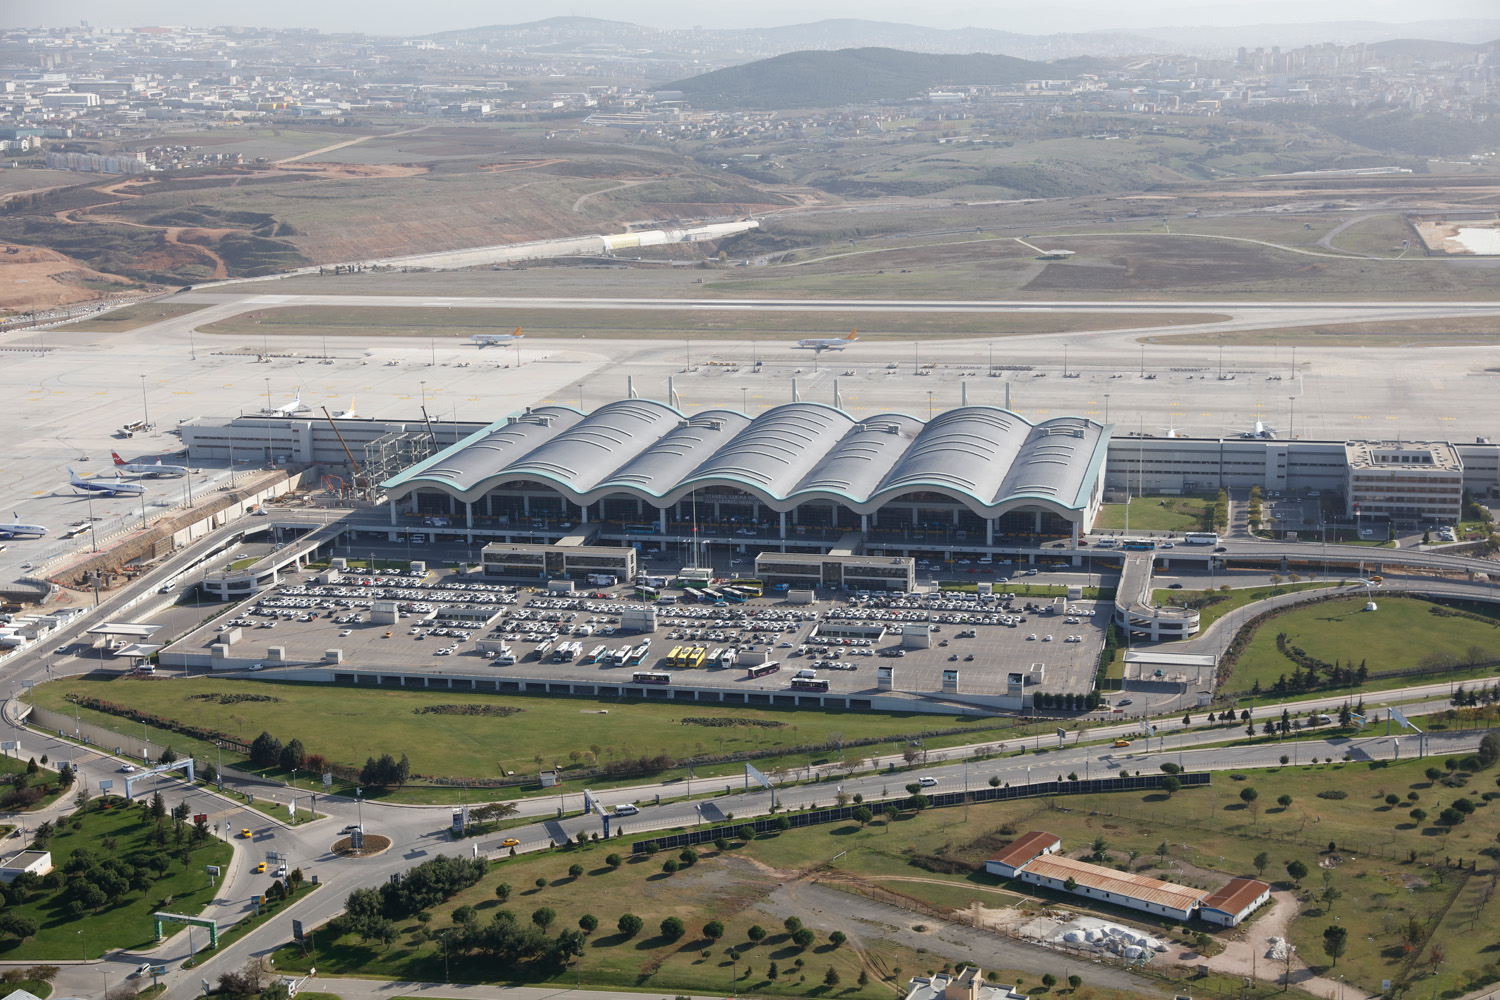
[379,400,1111,553]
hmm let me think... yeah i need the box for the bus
[635,585,660,602]
[631,671,672,685]
[1121,539,1156,551]
[790,676,831,692]
[585,644,609,664]
[611,645,633,667]
[1183,532,1220,546]
[730,578,764,597]
[683,646,708,669]
[533,640,553,660]
[747,661,781,679]
[627,642,651,666]
[699,588,722,604]
[720,588,747,603]
[552,641,580,662]
[665,645,685,668]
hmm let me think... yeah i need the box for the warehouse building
[984,831,1270,925]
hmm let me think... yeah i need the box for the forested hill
[669,48,1061,110]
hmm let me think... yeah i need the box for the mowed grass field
[61,302,209,332]
[1094,495,1213,532]
[27,677,1018,797]
[195,305,1228,340]
[1224,596,1500,693]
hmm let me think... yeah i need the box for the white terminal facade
[180,401,1500,584]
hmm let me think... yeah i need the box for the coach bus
[631,670,672,685]
[1183,532,1220,546]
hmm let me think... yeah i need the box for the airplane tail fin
[513,327,524,339]
[111,451,125,465]
[846,330,858,340]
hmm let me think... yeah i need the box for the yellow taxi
[255,862,266,874]
[501,838,520,848]
[1113,739,1131,748]
[239,828,252,838]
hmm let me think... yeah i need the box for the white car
[339,629,352,636]
[119,764,136,773]
[1027,633,1037,640]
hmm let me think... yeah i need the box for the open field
[1326,215,1420,256]
[1030,755,1500,1000]
[1223,596,1500,694]
[0,796,231,960]
[25,677,1023,799]
[1142,314,1500,347]
[1095,496,1212,533]
[196,305,1229,341]
[62,302,210,332]
[270,794,1241,1000]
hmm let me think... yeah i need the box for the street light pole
[139,374,149,428]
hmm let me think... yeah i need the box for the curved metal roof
[385,400,1108,516]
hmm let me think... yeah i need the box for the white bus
[1182,532,1220,546]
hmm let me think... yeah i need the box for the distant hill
[668,48,1054,110]
[1367,37,1498,59]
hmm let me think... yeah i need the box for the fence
[631,772,1209,854]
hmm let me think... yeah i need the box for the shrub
[605,853,622,868]
[1317,789,1348,800]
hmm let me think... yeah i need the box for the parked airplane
[68,468,146,496]
[471,327,524,347]
[111,452,187,477]
[0,514,47,539]
[795,330,858,352]
[1238,420,1276,440]
[261,388,309,416]
[332,397,358,419]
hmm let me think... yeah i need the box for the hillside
[670,47,1051,110]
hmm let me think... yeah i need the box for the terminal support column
[465,501,473,542]
[658,508,667,533]
[779,511,787,539]
[986,519,993,546]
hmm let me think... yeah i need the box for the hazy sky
[14,0,1500,35]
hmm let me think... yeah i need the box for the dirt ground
[276,162,429,180]
[1181,891,1342,1000]
[0,251,137,312]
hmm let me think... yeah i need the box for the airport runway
[4,287,1500,580]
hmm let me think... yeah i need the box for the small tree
[660,916,685,941]
[1278,794,1293,810]
[1043,974,1058,990]
[568,863,584,878]
[1287,860,1309,887]
[532,907,556,930]
[1068,975,1082,991]
[792,927,815,949]
[747,924,767,945]
[829,930,846,948]
[605,853,622,868]
[853,806,873,827]
[495,882,512,903]
[1253,852,1270,877]
[784,916,803,934]
[579,913,598,934]
[618,913,643,938]
[703,920,725,944]
[825,967,841,987]
[1161,776,1182,797]
[1323,925,1348,966]
[1240,786,1260,818]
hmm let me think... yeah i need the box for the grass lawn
[271,801,1231,1000]
[1153,581,1334,628]
[0,796,231,961]
[27,677,1023,803]
[1095,496,1212,533]
[58,303,209,333]
[1222,596,1500,695]
[1143,314,1500,348]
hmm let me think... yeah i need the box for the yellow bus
[684,646,708,669]
[665,645,685,668]
[730,578,764,597]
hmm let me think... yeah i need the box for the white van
[612,804,639,816]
